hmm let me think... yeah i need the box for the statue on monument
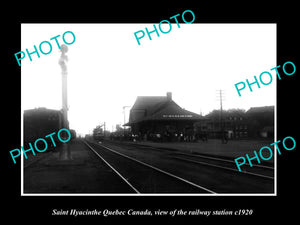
[59,44,68,74]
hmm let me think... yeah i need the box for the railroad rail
[96,140,275,194]
[104,140,274,179]
[82,140,216,194]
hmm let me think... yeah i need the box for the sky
[21,23,276,136]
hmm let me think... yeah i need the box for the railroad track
[23,139,275,194]
[82,140,216,194]
[95,140,275,194]
[169,152,274,180]
[108,140,274,179]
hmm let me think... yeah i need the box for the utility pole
[103,122,106,138]
[123,106,131,137]
[216,90,226,143]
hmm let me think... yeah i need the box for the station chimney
[167,92,172,101]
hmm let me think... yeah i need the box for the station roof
[126,94,203,126]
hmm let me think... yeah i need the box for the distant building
[246,106,274,138]
[199,109,248,139]
[125,92,203,141]
[23,107,64,147]
[125,94,274,141]
[199,106,274,139]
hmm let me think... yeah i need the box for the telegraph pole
[123,106,131,138]
[103,122,106,138]
[216,90,226,143]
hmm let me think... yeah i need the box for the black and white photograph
[21,23,276,195]
[5,4,297,224]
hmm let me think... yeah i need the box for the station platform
[23,139,135,194]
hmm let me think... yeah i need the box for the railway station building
[125,92,204,141]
